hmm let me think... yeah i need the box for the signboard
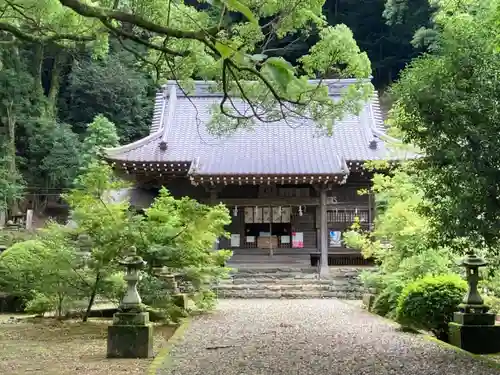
[262,207,271,223]
[230,234,240,247]
[272,206,282,222]
[292,232,304,248]
[329,231,342,247]
[281,235,290,244]
[254,207,263,223]
[244,207,254,223]
[281,207,291,223]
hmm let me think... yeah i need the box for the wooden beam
[200,197,320,206]
[319,186,330,278]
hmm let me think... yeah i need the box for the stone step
[229,267,318,274]
[216,290,364,299]
[222,279,360,286]
[215,283,364,292]
[228,273,362,281]
[229,274,318,280]
[216,266,370,299]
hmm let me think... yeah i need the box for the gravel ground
[157,299,500,375]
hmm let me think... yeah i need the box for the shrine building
[105,79,407,276]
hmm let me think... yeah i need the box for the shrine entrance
[241,206,292,251]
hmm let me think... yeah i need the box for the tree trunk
[5,102,18,213]
[83,272,101,322]
[32,44,44,97]
[57,294,64,319]
[47,52,64,117]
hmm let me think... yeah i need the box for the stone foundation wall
[215,267,373,299]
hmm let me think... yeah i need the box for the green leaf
[215,42,234,59]
[264,57,295,90]
[221,0,258,25]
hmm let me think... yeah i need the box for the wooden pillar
[208,187,219,250]
[25,209,34,230]
[0,210,5,228]
[319,187,329,278]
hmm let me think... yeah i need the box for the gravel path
[157,299,500,375]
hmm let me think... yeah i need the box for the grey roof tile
[106,80,407,176]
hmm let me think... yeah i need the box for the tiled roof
[105,80,406,177]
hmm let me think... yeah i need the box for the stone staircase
[215,266,369,299]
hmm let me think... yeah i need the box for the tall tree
[389,0,500,249]
[61,50,154,143]
[80,115,120,168]
[0,49,41,213]
[0,0,104,115]
[324,0,422,88]
[0,0,375,134]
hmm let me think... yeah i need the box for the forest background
[0,0,430,220]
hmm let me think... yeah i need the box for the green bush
[0,230,37,248]
[372,289,392,316]
[396,274,467,341]
[372,280,405,317]
[484,295,500,315]
[25,292,55,316]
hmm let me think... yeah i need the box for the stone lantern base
[107,312,153,358]
[172,293,188,310]
[449,312,500,354]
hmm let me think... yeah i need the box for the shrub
[25,293,55,316]
[396,274,467,341]
[0,230,37,248]
[484,295,500,315]
[372,279,405,317]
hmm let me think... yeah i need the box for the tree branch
[0,21,95,44]
[101,20,189,57]
[58,0,217,41]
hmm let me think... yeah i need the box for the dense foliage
[389,0,500,250]
[0,163,232,320]
[345,165,456,273]
[396,274,467,341]
[0,0,437,216]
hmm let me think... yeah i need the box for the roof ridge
[367,91,401,145]
[150,91,167,133]
[159,85,177,145]
[105,131,162,156]
[162,78,373,98]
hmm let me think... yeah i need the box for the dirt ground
[0,316,176,375]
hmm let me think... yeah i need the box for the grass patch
[0,315,176,375]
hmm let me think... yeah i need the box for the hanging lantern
[233,205,238,217]
[298,205,303,217]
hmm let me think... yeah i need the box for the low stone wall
[215,267,374,299]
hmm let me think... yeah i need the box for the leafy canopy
[388,0,500,249]
[2,0,373,133]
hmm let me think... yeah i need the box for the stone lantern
[107,246,153,358]
[156,267,188,310]
[449,250,500,354]
[7,205,24,229]
[458,251,488,311]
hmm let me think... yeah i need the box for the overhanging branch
[101,20,189,57]
[58,0,217,41]
[0,21,95,44]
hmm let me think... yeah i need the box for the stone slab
[453,312,496,326]
[362,293,376,311]
[113,311,150,325]
[173,293,188,309]
[107,324,153,358]
[449,322,500,354]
